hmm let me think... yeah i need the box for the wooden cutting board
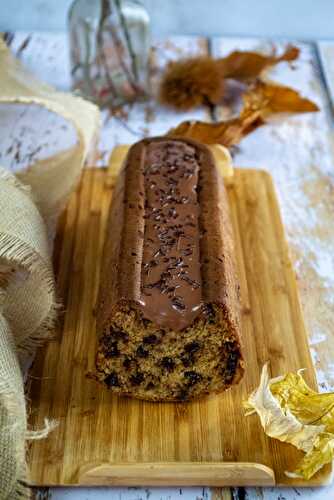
[27,146,333,488]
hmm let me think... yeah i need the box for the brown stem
[114,0,138,81]
[82,19,98,96]
[108,25,141,94]
[97,0,118,98]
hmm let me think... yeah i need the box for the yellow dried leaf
[270,372,334,431]
[245,364,334,480]
[286,433,334,480]
[244,364,323,452]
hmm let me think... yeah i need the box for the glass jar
[68,0,150,107]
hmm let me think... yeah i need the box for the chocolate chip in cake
[142,318,150,327]
[180,354,193,367]
[184,341,200,354]
[161,356,175,372]
[123,357,132,369]
[109,329,129,342]
[203,304,215,324]
[130,372,144,386]
[225,342,237,352]
[104,372,120,387]
[104,341,120,358]
[226,352,238,376]
[184,371,202,386]
[145,381,155,390]
[143,334,159,345]
[136,345,149,358]
[178,388,189,401]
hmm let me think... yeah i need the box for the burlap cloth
[0,38,100,499]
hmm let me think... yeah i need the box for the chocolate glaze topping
[138,141,202,330]
[97,137,240,338]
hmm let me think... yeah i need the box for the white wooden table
[1,31,334,500]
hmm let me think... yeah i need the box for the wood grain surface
[27,147,332,488]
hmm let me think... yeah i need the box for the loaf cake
[96,137,244,401]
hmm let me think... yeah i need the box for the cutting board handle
[77,461,276,486]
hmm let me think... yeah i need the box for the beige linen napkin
[0,38,100,499]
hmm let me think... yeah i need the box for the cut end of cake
[96,303,244,401]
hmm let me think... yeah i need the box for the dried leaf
[286,433,334,480]
[244,364,334,480]
[168,117,247,146]
[244,364,323,452]
[243,80,319,116]
[270,371,334,431]
[159,45,300,110]
[167,112,264,148]
[168,81,318,148]
[219,45,300,80]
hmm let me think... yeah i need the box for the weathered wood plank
[5,31,216,500]
[317,41,334,112]
[98,36,211,160]
[33,486,212,500]
[4,31,334,499]
[212,36,334,500]
[0,33,211,169]
[212,36,334,391]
